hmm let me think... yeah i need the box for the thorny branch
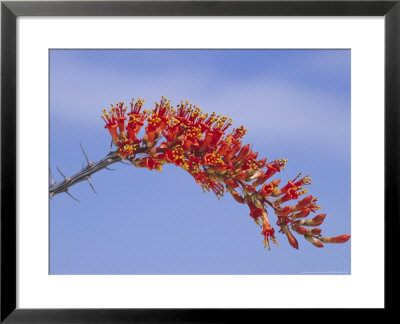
[49,97,351,250]
[49,144,161,199]
[49,151,121,199]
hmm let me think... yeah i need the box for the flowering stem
[49,151,122,198]
[49,96,351,250]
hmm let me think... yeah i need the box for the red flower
[101,109,119,144]
[112,102,128,135]
[264,159,287,180]
[232,144,250,165]
[127,98,147,141]
[247,201,263,221]
[116,138,137,158]
[222,142,242,163]
[275,186,308,205]
[259,180,280,198]
[261,210,276,249]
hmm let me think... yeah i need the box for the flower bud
[230,189,245,204]
[292,226,308,235]
[249,170,264,181]
[292,208,311,219]
[224,178,239,188]
[310,228,322,235]
[223,142,241,162]
[252,172,268,187]
[232,144,250,164]
[256,158,267,169]
[276,206,293,217]
[282,223,298,249]
[295,195,314,209]
[304,234,324,248]
[320,234,350,243]
[235,171,248,181]
[300,214,326,227]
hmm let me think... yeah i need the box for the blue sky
[49,49,351,274]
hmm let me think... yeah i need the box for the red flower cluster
[101,97,350,250]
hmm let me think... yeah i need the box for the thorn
[65,190,79,202]
[80,142,92,165]
[105,166,116,171]
[82,162,84,170]
[56,166,67,180]
[87,177,97,194]
[109,140,113,152]
[49,168,56,184]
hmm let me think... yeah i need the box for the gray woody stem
[49,151,122,198]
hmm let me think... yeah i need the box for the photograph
[49,49,351,275]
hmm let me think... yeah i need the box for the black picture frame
[1,0,397,322]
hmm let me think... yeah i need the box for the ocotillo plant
[50,97,350,250]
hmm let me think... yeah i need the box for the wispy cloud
[50,50,350,157]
